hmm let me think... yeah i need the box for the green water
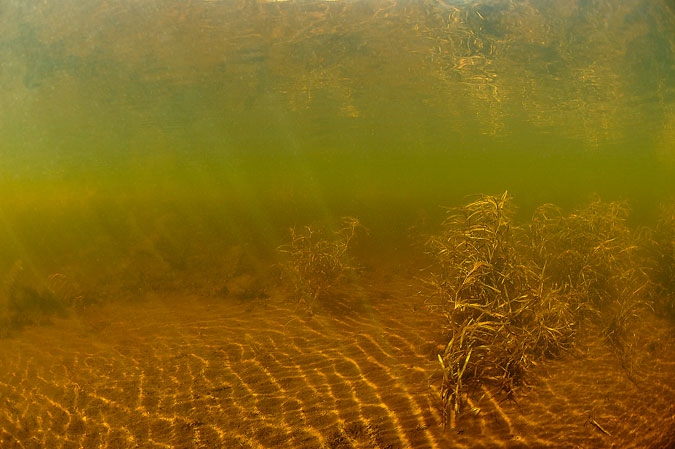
[1,0,674,278]
[1,3,675,447]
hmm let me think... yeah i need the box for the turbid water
[1,0,675,447]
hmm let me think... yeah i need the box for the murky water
[1,0,675,447]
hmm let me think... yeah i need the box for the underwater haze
[1,0,675,448]
[2,0,674,235]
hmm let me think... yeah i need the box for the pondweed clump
[649,200,675,319]
[423,192,577,428]
[529,198,654,367]
[531,198,648,307]
[1,260,69,337]
[422,192,654,428]
[277,217,365,306]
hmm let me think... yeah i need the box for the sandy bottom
[1,275,674,448]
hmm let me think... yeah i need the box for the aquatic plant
[277,216,364,306]
[423,191,580,429]
[529,197,654,369]
[648,199,675,319]
[420,192,662,428]
[1,260,68,337]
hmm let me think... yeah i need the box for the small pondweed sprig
[277,217,365,306]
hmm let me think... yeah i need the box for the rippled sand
[1,275,674,448]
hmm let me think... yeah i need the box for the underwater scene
[1,0,675,447]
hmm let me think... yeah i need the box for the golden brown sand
[0,276,674,448]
